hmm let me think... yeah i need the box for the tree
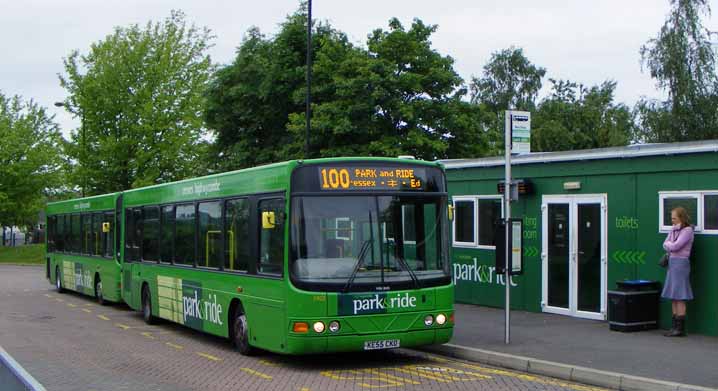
[636,0,718,142]
[532,79,633,152]
[469,48,546,154]
[59,10,214,193]
[0,92,64,230]
[207,8,489,166]
[285,17,486,160]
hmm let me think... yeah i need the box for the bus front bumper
[284,327,453,355]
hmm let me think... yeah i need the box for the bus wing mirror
[102,222,111,233]
[262,211,276,229]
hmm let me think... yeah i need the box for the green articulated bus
[46,158,454,355]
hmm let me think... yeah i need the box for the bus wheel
[232,311,255,355]
[141,285,157,325]
[55,266,65,293]
[95,277,106,306]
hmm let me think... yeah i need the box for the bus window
[56,215,65,252]
[258,199,284,275]
[71,214,81,253]
[225,198,250,272]
[48,216,56,252]
[83,214,93,255]
[142,206,160,262]
[103,212,114,258]
[125,208,142,262]
[92,213,101,256]
[175,204,195,266]
[160,206,174,264]
[198,201,222,269]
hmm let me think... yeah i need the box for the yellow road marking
[456,362,609,391]
[82,308,92,313]
[196,352,222,362]
[55,298,64,302]
[299,388,310,391]
[84,303,94,307]
[140,332,155,339]
[165,342,184,350]
[115,323,131,330]
[67,303,77,308]
[411,365,491,381]
[97,315,110,321]
[392,367,451,383]
[259,359,280,367]
[240,367,272,380]
[362,369,421,385]
[322,370,404,388]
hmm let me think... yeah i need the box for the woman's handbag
[659,253,669,268]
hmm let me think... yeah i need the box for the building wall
[447,152,718,336]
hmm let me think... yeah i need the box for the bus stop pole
[504,111,512,345]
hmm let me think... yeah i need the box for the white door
[541,195,607,320]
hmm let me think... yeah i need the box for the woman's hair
[672,207,691,228]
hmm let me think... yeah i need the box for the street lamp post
[55,101,85,197]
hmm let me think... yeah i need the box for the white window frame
[701,192,718,234]
[658,191,702,233]
[476,195,505,250]
[452,196,478,247]
[335,217,353,240]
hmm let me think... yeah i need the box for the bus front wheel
[232,311,255,356]
[94,276,106,306]
[55,266,65,293]
[141,285,158,325]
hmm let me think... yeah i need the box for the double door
[541,195,606,320]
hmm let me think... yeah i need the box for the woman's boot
[667,316,686,337]
[664,316,677,337]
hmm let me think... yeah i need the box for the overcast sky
[1,0,716,136]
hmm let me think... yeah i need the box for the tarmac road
[0,265,610,391]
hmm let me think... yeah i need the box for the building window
[452,197,476,246]
[335,218,353,241]
[478,198,503,247]
[704,194,718,231]
[452,195,503,249]
[659,191,718,234]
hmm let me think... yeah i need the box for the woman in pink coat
[661,207,694,337]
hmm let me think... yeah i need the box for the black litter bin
[608,280,660,332]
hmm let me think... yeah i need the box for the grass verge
[0,244,45,264]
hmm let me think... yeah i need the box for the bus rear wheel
[55,266,65,293]
[232,311,255,356]
[141,285,158,325]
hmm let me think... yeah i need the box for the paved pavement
[0,265,608,391]
[445,303,718,389]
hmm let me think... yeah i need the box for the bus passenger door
[122,207,142,308]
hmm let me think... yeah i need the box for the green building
[443,140,718,336]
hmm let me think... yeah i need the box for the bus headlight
[424,315,434,326]
[436,313,447,325]
[313,321,325,333]
[329,321,340,333]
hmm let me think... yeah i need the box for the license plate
[363,339,400,350]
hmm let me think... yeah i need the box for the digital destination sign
[318,166,427,191]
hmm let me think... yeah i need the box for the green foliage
[532,80,633,152]
[636,0,718,142]
[0,93,63,228]
[0,244,45,264]
[59,10,215,193]
[206,8,491,168]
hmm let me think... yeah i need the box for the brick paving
[0,265,610,391]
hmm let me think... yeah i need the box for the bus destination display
[318,167,427,191]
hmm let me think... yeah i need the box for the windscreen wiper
[395,255,421,289]
[342,239,372,293]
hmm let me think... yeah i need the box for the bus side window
[160,206,174,264]
[56,215,65,252]
[175,204,195,266]
[48,216,56,252]
[258,199,284,275]
[225,198,250,272]
[198,201,222,269]
[103,212,114,258]
[142,206,160,262]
